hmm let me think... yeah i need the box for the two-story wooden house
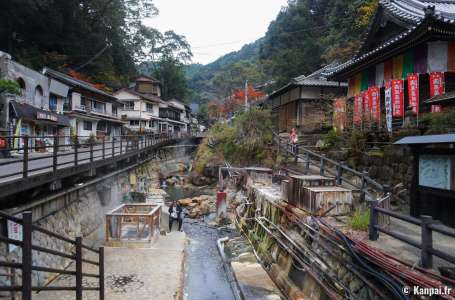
[43,68,124,141]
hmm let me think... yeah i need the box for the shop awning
[10,101,70,126]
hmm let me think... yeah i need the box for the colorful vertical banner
[369,86,381,122]
[407,74,419,115]
[403,51,414,78]
[431,105,443,113]
[393,55,404,79]
[385,82,393,132]
[429,72,445,97]
[333,98,347,131]
[391,79,404,117]
[384,59,393,82]
[353,95,363,126]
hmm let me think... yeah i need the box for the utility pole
[244,80,249,111]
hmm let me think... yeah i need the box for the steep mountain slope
[187,0,378,105]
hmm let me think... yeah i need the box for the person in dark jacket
[168,200,183,232]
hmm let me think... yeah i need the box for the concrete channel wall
[236,184,389,299]
[0,154,192,290]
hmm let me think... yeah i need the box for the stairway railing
[0,210,104,300]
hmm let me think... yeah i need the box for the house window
[129,120,140,126]
[35,85,44,107]
[83,121,92,131]
[49,94,58,112]
[112,106,118,116]
[91,101,105,113]
[124,101,135,110]
[146,103,154,112]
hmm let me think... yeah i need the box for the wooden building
[266,64,347,133]
[327,0,455,132]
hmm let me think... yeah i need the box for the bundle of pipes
[316,219,455,300]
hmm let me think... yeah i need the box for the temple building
[327,0,455,132]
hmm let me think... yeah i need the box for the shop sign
[37,111,58,122]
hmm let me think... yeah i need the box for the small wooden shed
[395,134,455,227]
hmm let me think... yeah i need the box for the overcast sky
[143,0,288,65]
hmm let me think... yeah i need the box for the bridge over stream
[0,133,204,201]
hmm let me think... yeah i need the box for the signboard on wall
[7,219,23,252]
[333,98,347,131]
[419,155,452,190]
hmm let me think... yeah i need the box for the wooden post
[336,164,343,185]
[120,136,123,155]
[112,137,115,158]
[53,137,58,173]
[102,137,105,160]
[368,201,379,241]
[75,236,83,300]
[99,247,105,300]
[360,171,368,203]
[22,136,29,178]
[320,155,326,176]
[90,141,94,162]
[21,211,32,300]
[294,144,299,163]
[305,152,310,170]
[421,215,433,269]
[74,138,79,166]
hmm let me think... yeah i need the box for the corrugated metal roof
[394,133,455,145]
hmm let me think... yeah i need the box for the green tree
[0,80,20,95]
[151,56,189,101]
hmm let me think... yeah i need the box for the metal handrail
[0,132,202,186]
[272,132,389,201]
[0,210,104,300]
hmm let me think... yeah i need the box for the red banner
[362,91,371,122]
[431,105,443,113]
[368,86,381,122]
[333,98,347,131]
[429,72,445,98]
[391,79,404,118]
[407,74,419,116]
[353,95,363,125]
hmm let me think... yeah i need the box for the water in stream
[166,185,236,300]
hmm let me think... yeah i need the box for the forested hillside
[0,0,192,95]
[187,0,378,104]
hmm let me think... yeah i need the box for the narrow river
[165,185,236,300]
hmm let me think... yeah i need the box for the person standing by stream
[168,200,183,232]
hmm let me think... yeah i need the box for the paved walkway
[33,232,186,300]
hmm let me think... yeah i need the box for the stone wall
[328,144,414,208]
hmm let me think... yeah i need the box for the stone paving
[32,231,186,300]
